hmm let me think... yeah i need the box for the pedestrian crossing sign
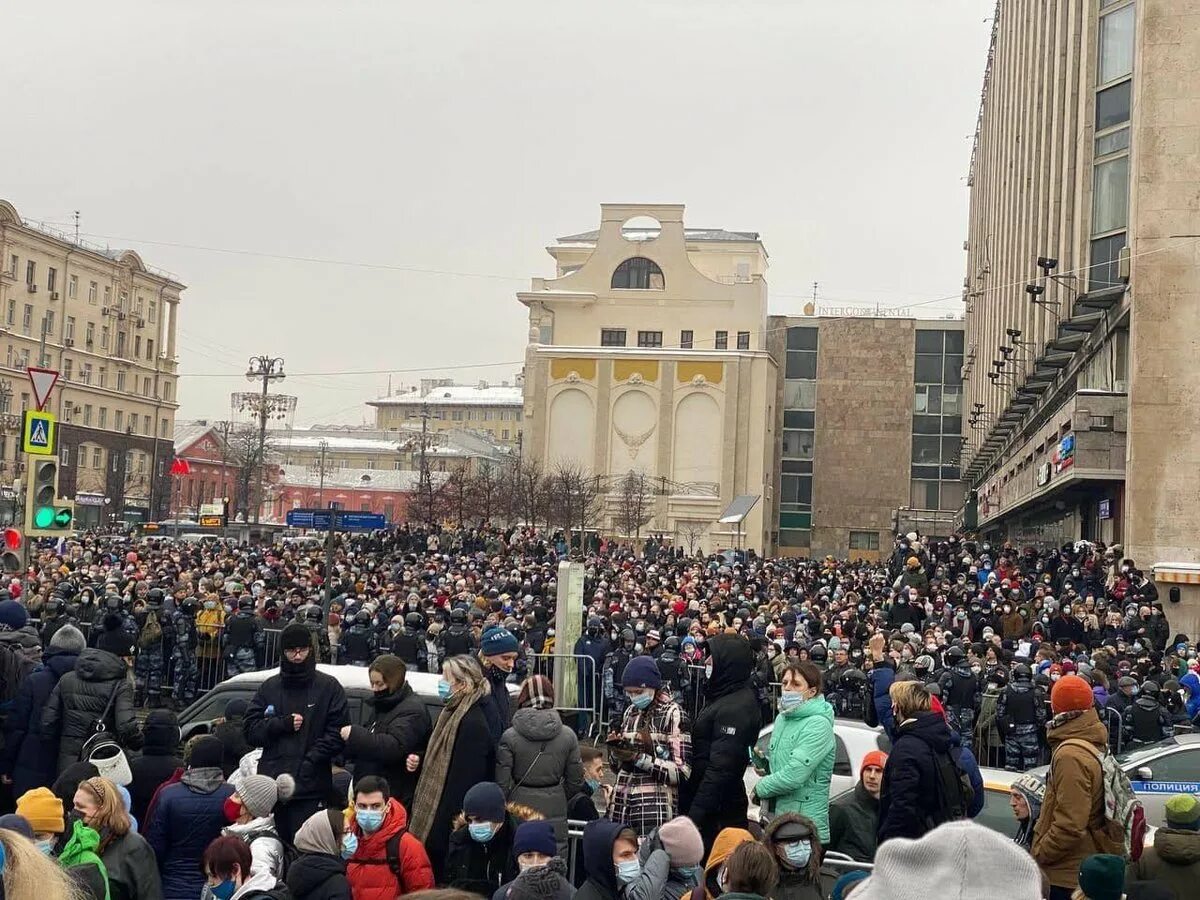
[22,409,56,455]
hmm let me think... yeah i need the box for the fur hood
[452,801,543,832]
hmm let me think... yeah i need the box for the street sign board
[285,508,386,532]
[199,516,224,527]
[26,367,59,411]
[21,410,57,455]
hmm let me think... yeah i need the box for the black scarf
[281,651,316,687]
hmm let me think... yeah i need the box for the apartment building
[368,379,524,448]
[0,199,182,525]
[960,0,1200,636]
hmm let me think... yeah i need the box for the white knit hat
[236,773,295,819]
[854,820,1041,900]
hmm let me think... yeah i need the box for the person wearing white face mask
[763,814,824,900]
[750,661,835,841]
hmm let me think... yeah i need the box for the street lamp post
[245,355,285,524]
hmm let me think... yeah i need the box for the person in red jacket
[346,775,434,899]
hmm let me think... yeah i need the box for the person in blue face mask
[763,813,824,900]
[201,834,286,899]
[606,656,693,838]
[445,781,540,896]
[345,776,434,900]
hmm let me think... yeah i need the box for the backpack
[248,830,298,880]
[138,610,162,649]
[916,735,975,828]
[1057,738,1146,862]
[349,829,409,884]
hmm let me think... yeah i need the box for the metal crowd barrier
[528,652,603,737]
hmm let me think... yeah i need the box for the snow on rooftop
[277,465,445,491]
[369,384,524,408]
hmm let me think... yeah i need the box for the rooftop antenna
[812,281,818,305]
[73,210,80,244]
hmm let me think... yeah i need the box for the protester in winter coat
[222,772,296,880]
[345,775,435,900]
[287,808,352,900]
[683,634,762,847]
[444,781,539,895]
[127,710,184,825]
[490,820,575,900]
[625,816,703,900]
[1009,774,1045,851]
[693,827,757,900]
[73,775,163,900]
[480,626,519,740]
[876,681,968,844]
[214,699,253,779]
[341,654,431,811]
[1125,793,1200,897]
[828,751,886,862]
[1,624,84,796]
[145,735,236,899]
[752,660,835,841]
[497,675,584,853]
[1031,675,1125,898]
[42,646,140,776]
[573,819,643,900]
[607,656,693,838]
[16,786,108,900]
[243,622,350,845]
[410,654,498,882]
[719,840,781,900]
[851,819,1042,900]
[761,814,823,900]
[201,835,285,900]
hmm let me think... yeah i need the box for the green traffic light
[34,506,55,528]
[54,508,72,527]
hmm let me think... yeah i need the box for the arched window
[611,257,665,290]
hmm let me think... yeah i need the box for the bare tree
[443,467,469,528]
[546,460,602,553]
[615,470,654,541]
[465,460,506,525]
[677,520,710,557]
[224,424,269,522]
[507,457,547,528]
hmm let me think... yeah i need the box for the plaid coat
[608,691,692,836]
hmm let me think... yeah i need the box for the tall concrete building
[0,200,182,525]
[520,204,776,552]
[767,315,966,560]
[960,1,1200,632]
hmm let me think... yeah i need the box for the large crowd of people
[0,525,1195,900]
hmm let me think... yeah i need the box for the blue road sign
[286,509,385,531]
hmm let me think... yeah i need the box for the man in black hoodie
[682,634,761,849]
[244,622,349,844]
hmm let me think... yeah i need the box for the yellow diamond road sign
[22,410,56,455]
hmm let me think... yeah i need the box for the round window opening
[621,215,661,242]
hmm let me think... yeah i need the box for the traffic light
[0,528,23,574]
[24,458,74,536]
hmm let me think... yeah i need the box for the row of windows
[5,302,158,363]
[6,346,171,401]
[1090,1,1134,289]
[600,329,751,350]
[4,257,160,322]
[60,443,157,473]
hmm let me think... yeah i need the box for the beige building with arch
[519,203,777,553]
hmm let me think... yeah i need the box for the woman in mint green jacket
[751,660,836,840]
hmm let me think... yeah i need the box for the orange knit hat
[1051,674,1095,714]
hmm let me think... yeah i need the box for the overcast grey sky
[5,0,994,425]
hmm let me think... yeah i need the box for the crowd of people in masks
[0,524,1194,900]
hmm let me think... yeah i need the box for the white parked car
[745,717,888,821]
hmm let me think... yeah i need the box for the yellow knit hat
[16,787,65,833]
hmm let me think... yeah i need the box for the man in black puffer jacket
[244,622,349,844]
[41,639,141,777]
[681,633,761,849]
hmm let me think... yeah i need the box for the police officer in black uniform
[998,664,1046,771]
[1125,679,1173,747]
[390,611,425,668]
[340,610,375,667]
[938,645,982,751]
[302,604,331,663]
[441,607,475,657]
[224,596,265,677]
